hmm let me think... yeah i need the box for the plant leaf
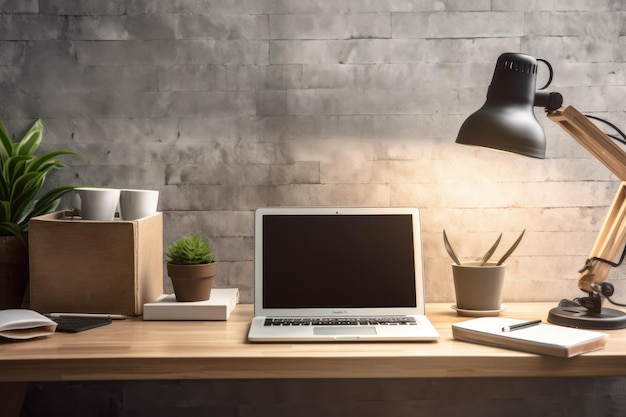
[497,230,526,266]
[0,119,88,237]
[3,155,31,194]
[26,186,77,225]
[0,122,13,161]
[0,221,26,243]
[0,201,10,223]
[481,233,502,266]
[10,172,44,223]
[28,150,78,174]
[15,119,42,156]
[443,229,461,265]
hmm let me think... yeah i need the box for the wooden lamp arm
[548,106,626,292]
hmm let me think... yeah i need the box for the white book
[452,317,608,358]
[0,309,57,340]
[143,288,239,321]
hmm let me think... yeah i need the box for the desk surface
[2,303,626,382]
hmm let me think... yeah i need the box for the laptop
[247,206,440,342]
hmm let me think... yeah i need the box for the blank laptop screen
[262,214,417,309]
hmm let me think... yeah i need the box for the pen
[501,319,541,332]
[48,313,126,320]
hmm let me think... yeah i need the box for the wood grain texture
[1,303,625,382]
[548,106,626,181]
[29,211,163,315]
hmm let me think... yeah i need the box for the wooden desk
[2,302,626,382]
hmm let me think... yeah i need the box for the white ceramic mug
[75,187,121,221]
[119,189,159,220]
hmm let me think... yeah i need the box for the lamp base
[548,303,626,330]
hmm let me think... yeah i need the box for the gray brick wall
[3,1,625,303]
[3,2,626,415]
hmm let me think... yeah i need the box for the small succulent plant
[166,235,214,265]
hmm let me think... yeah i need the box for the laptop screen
[261,213,418,309]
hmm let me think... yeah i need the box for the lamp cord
[584,114,626,146]
[571,294,626,308]
[578,247,626,273]
[606,296,626,307]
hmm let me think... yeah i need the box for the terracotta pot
[0,235,29,309]
[167,262,216,302]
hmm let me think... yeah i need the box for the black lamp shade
[456,53,547,159]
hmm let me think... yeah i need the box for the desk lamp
[456,52,626,329]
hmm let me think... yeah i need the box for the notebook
[247,206,440,342]
[452,317,607,358]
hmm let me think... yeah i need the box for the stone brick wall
[2,1,626,303]
[3,2,626,416]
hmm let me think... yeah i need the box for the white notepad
[452,317,608,358]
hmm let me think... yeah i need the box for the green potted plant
[166,235,216,302]
[0,119,82,308]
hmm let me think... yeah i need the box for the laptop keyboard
[264,317,417,326]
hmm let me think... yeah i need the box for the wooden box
[29,211,163,316]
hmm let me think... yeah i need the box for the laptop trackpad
[313,326,377,336]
